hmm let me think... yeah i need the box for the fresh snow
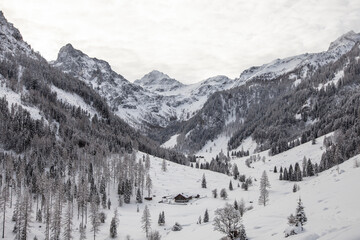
[51,85,98,117]
[0,77,44,121]
[0,131,359,240]
[161,134,180,149]
[317,70,344,90]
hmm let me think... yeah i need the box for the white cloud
[1,0,360,84]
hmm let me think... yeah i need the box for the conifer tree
[212,189,217,198]
[0,184,9,238]
[293,184,298,193]
[15,191,32,240]
[145,154,151,172]
[36,209,42,223]
[201,174,207,188]
[90,200,100,240]
[283,168,289,180]
[107,199,111,210]
[229,180,233,191]
[101,192,107,209]
[124,180,131,204]
[157,211,165,226]
[295,198,307,228]
[161,211,165,225]
[203,209,209,223]
[258,170,270,206]
[51,187,63,240]
[145,174,152,198]
[233,164,239,180]
[141,205,151,238]
[286,198,307,237]
[79,223,86,240]
[136,188,143,203]
[234,200,238,210]
[307,159,314,176]
[239,198,246,217]
[158,213,162,226]
[161,159,167,172]
[110,209,119,238]
[220,188,228,200]
[62,203,73,240]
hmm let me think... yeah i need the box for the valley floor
[2,135,360,240]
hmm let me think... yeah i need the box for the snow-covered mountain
[53,30,360,145]
[234,30,360,87]
[134,70,184,93]
[0,11,39,61]
[163,32,360,154]
[53,46,235,131]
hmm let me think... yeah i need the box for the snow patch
[0,78,44,121]
[51,85,98,117]
[161,134,180,149]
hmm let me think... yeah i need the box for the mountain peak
[142,70,171,82]
[328,30,360,51]
[57,43,86,61]
[0,11,23,42]
[134,70,184,91]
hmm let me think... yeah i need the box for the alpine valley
[0,10,360,240]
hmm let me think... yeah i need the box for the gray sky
[1,0,360,84]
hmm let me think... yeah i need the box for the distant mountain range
[2,9,360,155]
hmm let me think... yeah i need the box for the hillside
[52,46,235,133]
[163,37,360,155]
[0,11,187,163]
[1,9,360,240]
[1,131,359,240]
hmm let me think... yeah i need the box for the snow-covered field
[119,139,360,240]
[1,134,359,240]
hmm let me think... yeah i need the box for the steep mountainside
[53,48,235,132]
[53,30,360,152]
[0,11,187,164]
[165,31,360,154]
[235,31,360,86]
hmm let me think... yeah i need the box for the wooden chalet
[174,193,192,203]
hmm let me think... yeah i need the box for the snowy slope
[154,134,360,240]
[0,76,44,121]
[52,31,360,146]
[234,31,360,87]
[0,11,99,124]
[50,85,98,117]
[53,46,235,130]
[1,131,359,240]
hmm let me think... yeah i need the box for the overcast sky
[1,0,360,84]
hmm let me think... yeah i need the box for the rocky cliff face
[53,45,235,131]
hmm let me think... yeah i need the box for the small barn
[174,193,192,203]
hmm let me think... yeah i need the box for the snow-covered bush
[172,222,182,231]
[284,225,303,237]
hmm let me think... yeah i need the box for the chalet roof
[174,193,191,199]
